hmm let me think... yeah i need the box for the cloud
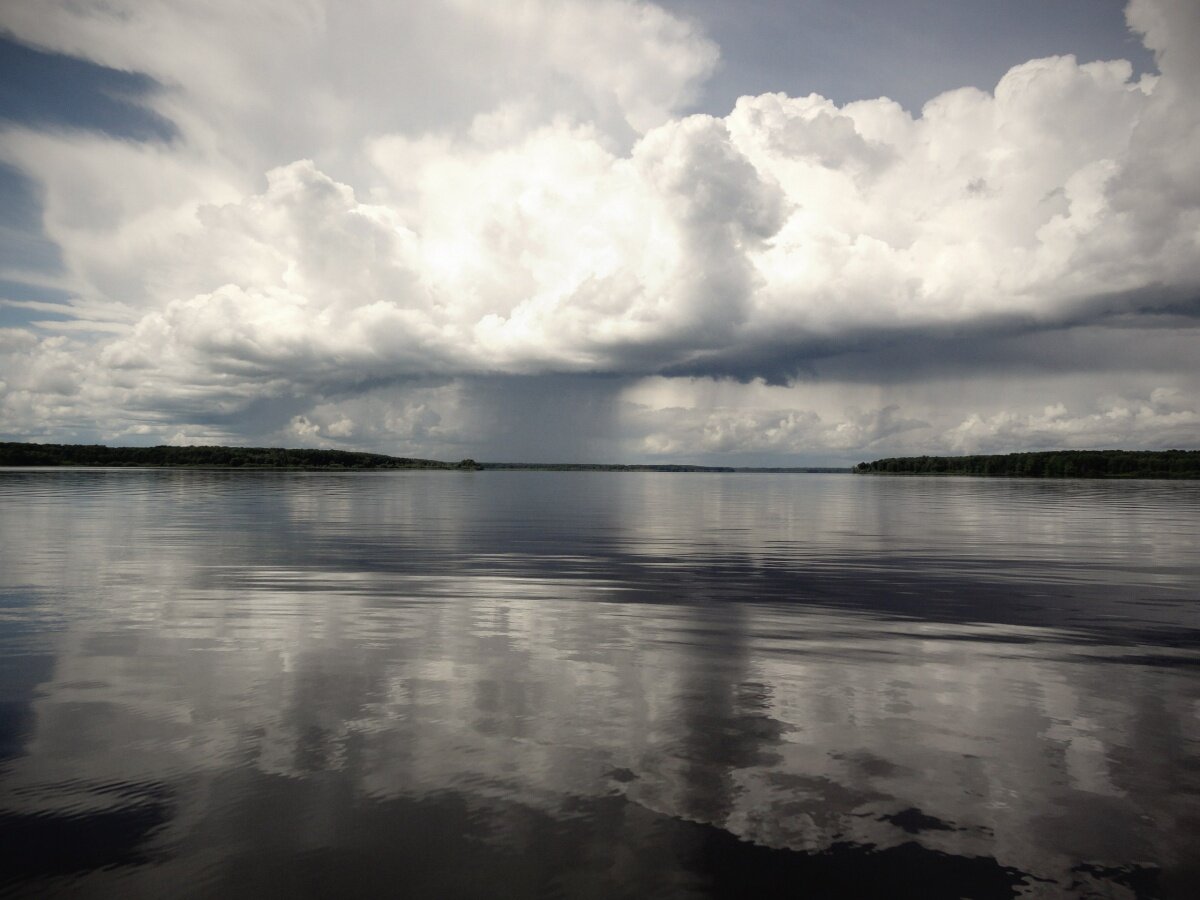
[619,375,1200,464]
[0,0,1198,458]
[944,389,1200,454]
[627,403,929,457]
[0,0,716,162]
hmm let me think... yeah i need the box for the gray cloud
[0,0,1198,461]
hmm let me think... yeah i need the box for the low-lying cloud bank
[1,0,1198,461]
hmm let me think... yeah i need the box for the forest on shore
[17,442,1194,477]
[855,450,1200,478]
[0,442,477,469]
[0,442,838,472]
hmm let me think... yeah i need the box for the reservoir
[1,470,1198,897]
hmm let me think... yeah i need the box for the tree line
[0,442,480,470]
[855,450,1200,478]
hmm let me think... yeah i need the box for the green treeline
[0,442,479,470]
[855,450,1200,479]
[0,442,850,472]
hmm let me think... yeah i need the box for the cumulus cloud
[0,0,1198,459]
[0,0,716,159]
[629,403,929,457]
[944,389,1200,455]
[619,375,1200,464]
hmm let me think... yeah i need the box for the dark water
[1,470,1198,898]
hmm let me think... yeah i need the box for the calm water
[1,470,1198,898]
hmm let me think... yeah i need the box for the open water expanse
[1,469,1198,898]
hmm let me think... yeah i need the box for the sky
[0,0,1196,466]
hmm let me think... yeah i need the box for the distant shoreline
[854,450,1200,479]
[0,442,845,473]
[9,443,1197,478]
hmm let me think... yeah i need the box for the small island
[855,450,1200,479]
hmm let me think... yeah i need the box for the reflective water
[1,469,1198,898]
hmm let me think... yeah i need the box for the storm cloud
[0,0,1197,462]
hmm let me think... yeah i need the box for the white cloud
[618,369,1200,463]
[1,0,1198,458]
[0,0,716,166]
[944,391,1200,455]
[285,387,458,452]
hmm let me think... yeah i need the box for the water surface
[1,470,1198,898]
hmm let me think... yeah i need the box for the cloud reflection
[1,470,1198,896]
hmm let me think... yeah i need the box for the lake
[1,469,1198,898]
